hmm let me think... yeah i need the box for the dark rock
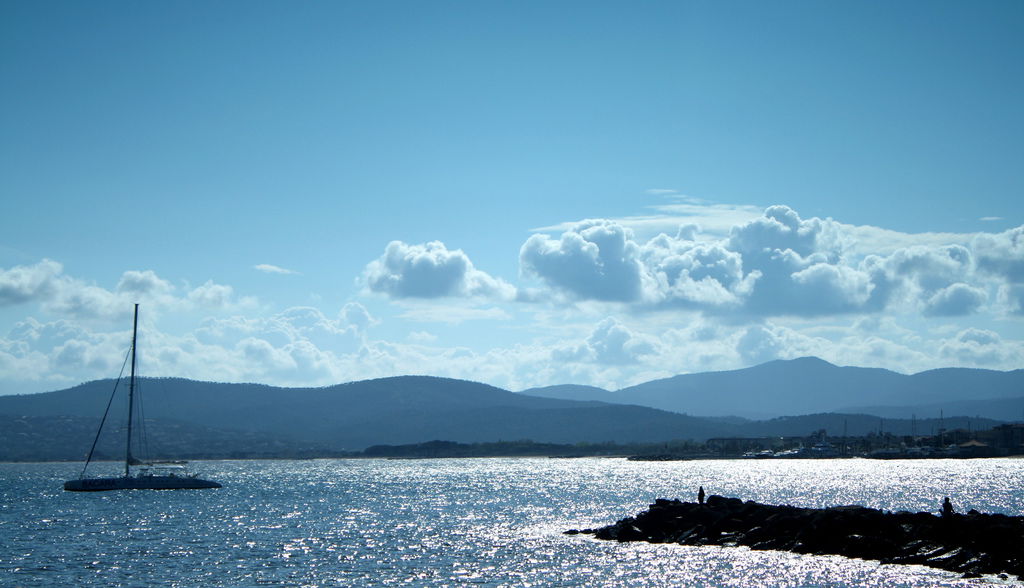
[573,496,1024,579]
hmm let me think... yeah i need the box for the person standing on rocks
[942,496,954,517]
[698,486,705,504]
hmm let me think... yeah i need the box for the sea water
[2,457,1022,587]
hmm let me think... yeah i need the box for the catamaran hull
[64,476,221,491]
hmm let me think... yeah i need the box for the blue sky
[1,0,1021,396]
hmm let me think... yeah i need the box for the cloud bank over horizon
[1,204,1021,395]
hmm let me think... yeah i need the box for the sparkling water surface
[2,458,1022,587]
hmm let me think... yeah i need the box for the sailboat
[64,304,221,491]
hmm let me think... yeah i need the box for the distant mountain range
[520,357,1024,420]
[0,376,732,459]
[0,357,1019,460]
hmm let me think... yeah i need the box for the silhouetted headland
[567,496,1024,579]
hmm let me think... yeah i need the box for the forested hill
[0,376,736,459]
[1,364,1015,461]
[522,357,1024,419]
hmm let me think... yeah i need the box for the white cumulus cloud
[520,220,651,303]
[0,259,64,306]
[364,241,515,300]
[922,283,987,316]
[551,317,658,366]
[515,207,1022,323]
[939,329,1023,366]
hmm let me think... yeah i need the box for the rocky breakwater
[567,496,1024,579]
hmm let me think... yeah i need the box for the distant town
[360,423,1024,461]
[635,422,1024,461]
[3,415,1022,462]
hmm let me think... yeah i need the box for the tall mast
[125,303,139,477]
